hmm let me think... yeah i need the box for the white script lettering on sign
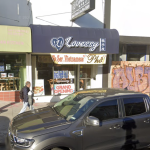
[50,36,100,52]
[65,37,99,52]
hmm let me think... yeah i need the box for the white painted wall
[30,0,104,28]
[91,65,103,88]
[26,53,32,90]
[111,0,150,37]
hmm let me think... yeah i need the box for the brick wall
[0,91,21,102]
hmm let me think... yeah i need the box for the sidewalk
[0,101,49,145]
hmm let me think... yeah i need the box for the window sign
[51,54,107,65]
[64,71,69,78]
[0,63,4,72]
[8,73,14,77]
[6,64,11,70]
[1,73,7,77]
[59,71,64,78]
[32,79,45,96]
[100,38,106,52]
[54,71,60,79]
[71,0,95,21]
[53,84,75,95]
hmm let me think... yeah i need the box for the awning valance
[30,25,119,54]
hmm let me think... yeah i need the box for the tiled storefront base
[0,91,20,102]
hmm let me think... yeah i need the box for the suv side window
[89,100,118,121]
[123,97,146,116]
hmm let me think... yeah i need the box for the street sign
[71,0,95,21]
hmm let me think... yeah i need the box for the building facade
[0,25,32,102]
[107,0,150,95]
[28,0,112,102]
[0,0,120,102]
[30,24,119,102]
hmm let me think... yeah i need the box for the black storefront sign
[30,25,119,54]
[71,0,95,21]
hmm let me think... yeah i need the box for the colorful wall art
[111,61,150,96]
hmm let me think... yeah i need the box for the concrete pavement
[0,101,50,145]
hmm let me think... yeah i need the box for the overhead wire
[0,16,19,22]
[36,12,71,26]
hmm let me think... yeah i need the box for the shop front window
[33,55,77,96]
[80,65,91,90]
[0,54,26,91]
[52,64,77,95]
[33,55,53,96]
[127,45,146,61]
[33,55,94,96]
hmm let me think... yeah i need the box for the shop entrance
[32,55,78,96]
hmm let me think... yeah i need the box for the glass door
[79,65,92,90]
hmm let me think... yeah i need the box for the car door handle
[144,119,150,123]
[114,124,121,129]
[72,129,83,136]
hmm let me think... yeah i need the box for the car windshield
[54,92,97,121]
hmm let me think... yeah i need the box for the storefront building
[0,25,32,102]
[110,37,150,96]
[103,0,150,96]
[30,25,119,102]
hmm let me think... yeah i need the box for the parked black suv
[6,88,150,150]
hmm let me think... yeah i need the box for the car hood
[11,106,71,138]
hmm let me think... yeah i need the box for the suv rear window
[123,97,146,116]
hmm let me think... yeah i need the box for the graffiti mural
[111,61,150,96]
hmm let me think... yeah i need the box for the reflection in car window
[54,93,97,121]
[89,100,118,121]
[123,97,146,116]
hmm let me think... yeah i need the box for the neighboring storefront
[111,36,150,96]
[30,25,119,102]
[0,25,32,102]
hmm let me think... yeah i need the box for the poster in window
[6,64,11,70]
[64,71,69,78]
[59,71,64,78]
[1,73,7,77]
[32,79,45,96]
[0,62,4,72]
[8,73,14,77]
[53,84,75,95]
[54,71,60,79]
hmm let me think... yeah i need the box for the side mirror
[85,116,99,127]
